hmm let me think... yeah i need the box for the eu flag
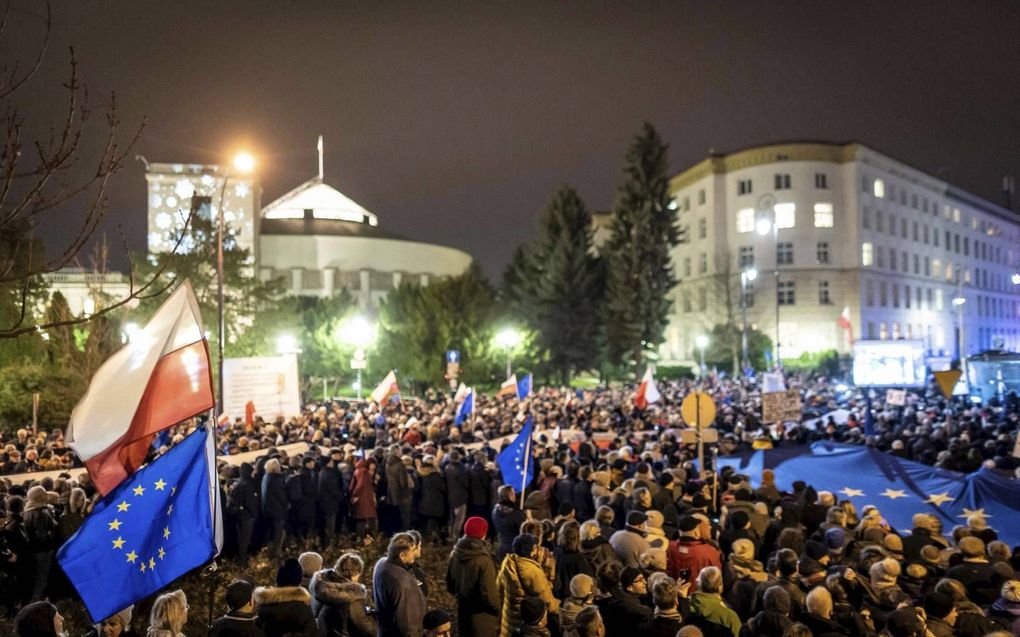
[454,389,474,426]
[498,417,534,493]
[58,426,223,622]
[517,373,533,400]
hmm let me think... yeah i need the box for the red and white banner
[370,370,400,404]
[634,367,661,409]
[67,281,214,495]
[498,374,518,398]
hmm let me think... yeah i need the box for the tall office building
[663,142,1020,366]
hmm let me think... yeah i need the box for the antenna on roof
[317,135,324,181]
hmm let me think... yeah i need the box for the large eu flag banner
[58,426,222,622]
[717,442,1020,546]
[498,417,535,492]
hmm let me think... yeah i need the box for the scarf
[728,554,768,582]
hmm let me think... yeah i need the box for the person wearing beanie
[559,573,596,634]
[497,534,560,637]
[745,585,793,637]
[869,558,910,611]
[797,556,827,590]
[514,595,550,637]
[922,591,958,637]
[724,538,767,620]
[824,527,848,560]
[966,514,997,545]
[310,552,375,637]
[609,510,651,569]
[669,515,723,588]
[22,484,57,601]
[988,580,1020,635]
[210,581,264,637]
[298,552,323,590]
[15,601,62,637]
[254,558,316,637]
[719,510,754,557]
[902,513,941,563]
[644,510,669,550]
[422,609,454,637]
[883,534,905,561]
[883,607,926,637]
[447,516,500,637]
[947,535,998,605]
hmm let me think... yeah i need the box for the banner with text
[223,355,301,420]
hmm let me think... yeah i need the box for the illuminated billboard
[852,339,926,387]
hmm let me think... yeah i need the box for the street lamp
[275,333,301,355]
[740,268,758,374]
[695,334,709,378]
[495,328,522,378]
[1012,272,1020,286]
[233,152,256,173]
[338,315,376,400]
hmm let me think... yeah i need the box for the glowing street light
[275,333,301,355]
[756,219,772,236]
[232,152,256,173]
[122,322,141,344]
[495,328,522,378]
[337,315,376,400]
[695,334,709,378]
[1012,273,1020,285]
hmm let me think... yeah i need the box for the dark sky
[12,1,1020,277]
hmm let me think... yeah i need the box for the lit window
[774,203,796,229]
[873,178,885,198]
[813,203,834,228]
[736,208,755,233]
[935,289,944,310]
[862,243,873,266]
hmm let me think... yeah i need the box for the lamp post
[338,315,376,400]
[215,151,256,415]
[757,214,780,368]
[740,268,758,375]
[695,334,709,378]
[953,265,967,383]
[495,328,522,378]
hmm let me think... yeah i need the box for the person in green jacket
[688,566,741,637]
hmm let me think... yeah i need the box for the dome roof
[261,177,379,226]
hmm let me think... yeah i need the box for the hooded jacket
[446,536,500,637]
[740,610,792,637]
[497,553,560,637]
[310,569,375,637]
[254,585,317,637]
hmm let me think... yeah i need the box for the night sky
[12,1,1020,277]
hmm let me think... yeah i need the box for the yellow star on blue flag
[57,426,222,622]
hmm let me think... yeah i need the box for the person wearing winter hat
[88,606,136,637]
[463,516,488,540]
[422,609,454,637]
[883,533,905,561]
[724,538,767,621]
[947,535,998,605]
[988,580,1020,635]
[297,552,322,590]
[745,585,792,637]
[609,510,650,569]
[883,607,926,637]
[15,601,62,637]
[560,574,596,634]
[516,596,550,637]
[254,559,316,637]
[668,515,722,588]
[447,514,499,637]
[869,558,910,610]
[209,581,262,637]
[644,510,668,550]
[922,591,958,637]
[903,513,941,563]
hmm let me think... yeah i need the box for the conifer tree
[604,123,679,371]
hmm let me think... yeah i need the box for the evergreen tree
[529,186,603,383]
[604,123,678,371]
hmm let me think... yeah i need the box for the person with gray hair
[688,566,740,637]
[88,606,136,637]
[638,575,684,636]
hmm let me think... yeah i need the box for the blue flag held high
[517,373,533,400]
[716,442,1020,546]
[58,426,223,622]
[497,417,534,493]
[454,388,474,426]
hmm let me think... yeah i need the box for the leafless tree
[0,1,187,338]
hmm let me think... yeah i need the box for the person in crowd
[446,516,499,637]
[254,558,317,637]
[349,458,378,544]
[229,463,260,560]
[15,600,64,637]
[946,535,998,605]
[373,532,427,637]
[417,454,447,542]
[56,487,86,543]
[385,446,414,531]
[298,552,322,590]
[725,538,768,621]
[22,485,57,601]
[640,574,685,637]
[553,520,595,600]
[444,451,471,541]
[493,485,527,564]
[310,552,375,637]
[688,566,741,637]
[559,573,595,634]
[602,565,652,633]
[210,580,264,637]
[497,534,561,637]
[609,510,650,569]
[741,585,792,637]
[86,607,137,637]
[568,604,605,637]
[513,595,551,637]
[933,577,997,637]
[317,454,345,546]
[261,458,289,557]
[422,609,454,637]
[146,590,187,637]
[669,515,723,588]
[987,579,1020,634]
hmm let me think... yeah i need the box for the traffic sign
[681,392,716,429]
[934,369,962,398]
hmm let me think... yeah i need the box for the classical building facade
[663,141,1020,366]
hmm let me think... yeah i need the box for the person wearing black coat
[255,559,318,637]
[446,523,500,637]
[572,468,594,522]
[553,522,596,600]
[210,580,266,637]
[310,554,376,637]
[492,485,527,564]
[23,486,58,601]
[444,452,471,540]
[417,459,446,542]
[229,463,260,560]
[261,459,289,556]
[318,456,345,546]
[467,454,491,520]
[288,457,318,541]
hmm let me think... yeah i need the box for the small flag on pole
[634,367,661,410]
[497,416,534,495]
[516,373,533,400]
[454,388,474,426]
[498,374,519,398]
[370,370,400,404]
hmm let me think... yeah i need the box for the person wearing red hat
[446,517,499,637]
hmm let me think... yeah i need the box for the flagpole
[520,425,531,508]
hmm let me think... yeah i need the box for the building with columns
[662,141,1020,367]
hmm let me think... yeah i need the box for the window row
[735,173,829,196]
[682,280,832,310]
[735,202,833,233]
[862,208,1009,267]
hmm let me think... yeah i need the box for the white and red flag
[370,370,400,404]
[498,374,519,398]
[836,306,854,343]
[634,367,661,410]
[67,281,214,495]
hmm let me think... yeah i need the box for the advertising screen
[852,340,926,387]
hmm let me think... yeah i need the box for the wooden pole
[32,393,39,435]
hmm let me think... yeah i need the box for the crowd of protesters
[2,373,1020,637]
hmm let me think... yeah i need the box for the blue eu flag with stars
[498,416,534,493]
[454,388,474,426]
[58,426,222,622]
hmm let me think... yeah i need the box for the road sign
[350,358,366,370]
[679,429,719,445]
[681,392,716,429]
[934,369,962,398]
[762,389,802,423]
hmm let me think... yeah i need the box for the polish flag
[370,370,400,404]
[498,374,519,398]
[634,367,661,410]
[67,281,214,495]
[836,307,854,342]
